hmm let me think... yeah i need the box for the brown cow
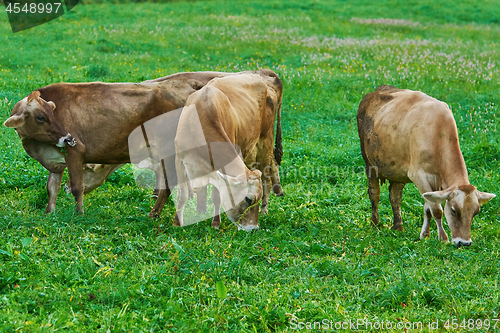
[3,72,237,213]
[173,71,283,231]
[357,85,495,246]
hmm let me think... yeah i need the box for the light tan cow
[174,71,283,231]
[357,85,495,246]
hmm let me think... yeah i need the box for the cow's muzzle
[238,224,259,232]
[453,238,472,247]
[56,134,76,147]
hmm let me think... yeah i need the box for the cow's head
[423,185,495,246]
[3,91,76,147]
[217,169,263,232]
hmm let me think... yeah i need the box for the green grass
[1,0,500,331]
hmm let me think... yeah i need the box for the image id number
[6,2,62,14]
[443,318,499,330]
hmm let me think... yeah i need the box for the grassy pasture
[0,0,500,331]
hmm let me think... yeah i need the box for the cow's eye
[451,207,457,216]
[36,115,45,122]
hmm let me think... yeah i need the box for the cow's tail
[274,101,283,166]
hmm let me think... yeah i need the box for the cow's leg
[410,169,449,242]
[428,203,449,242]
[367,172,380,227]
[173,183,189,227]
[149,159,172,218]
[152,168,162,197]
[149,188,171,218]
[66,152,85,213]
[254,147,273,215]
[45,171,63,213]
[420,203,433,239]
[270,158,284,197]
[389,182,405,231]
[196,186,208,214]
[173,157,188,227]
[211,186,221,228]
[260,174,271,216]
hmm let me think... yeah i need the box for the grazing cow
[173,71,283,231]
[3,71,238,213]
[357,85,495,246]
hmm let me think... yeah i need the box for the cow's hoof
[420,230,431,239]
[273,185,284,197]
[420,231,430,239]
[173,215,181,227]
[211,221,221,229]
[260,206,268,215]
[391,224,404,232]
[148,210,159,218]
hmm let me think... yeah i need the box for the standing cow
[173,71,283,231]
[3,72,235,213]
[357,85,495,246]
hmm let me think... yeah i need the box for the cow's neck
[439,146,469,190]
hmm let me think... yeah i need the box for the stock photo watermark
[3,0,79,32]
[289,317,499,331]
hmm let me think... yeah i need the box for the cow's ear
[249,169,262,180]
[47,101,56,110]
[3,114,25,128]
[477,191,496,205]
[423,189,453,204]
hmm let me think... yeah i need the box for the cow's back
[36,81,202,163]
[357,85,456,183]
[193,74,269,145]
[176,74,272,175]
[146,71,235,87]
